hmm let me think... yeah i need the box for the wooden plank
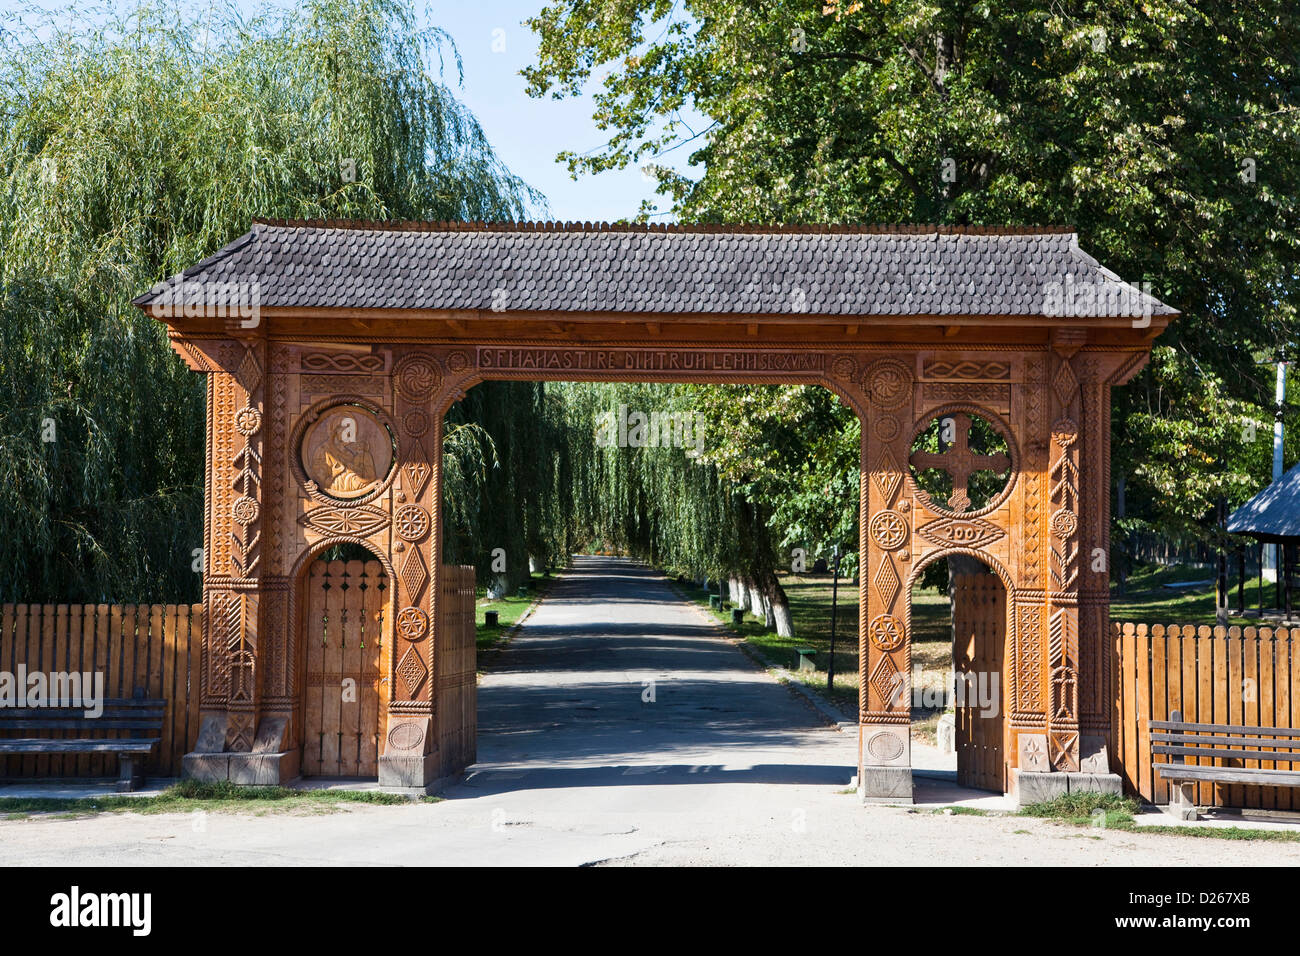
[160,606,177,777]
[321,561,345,775]
[1152,732,1300,748]
[66,605,85,777]
[118,604,137,766]
[1135,626,1152,804]
[1227,628,1245,808]
[187,604,202,757]
[340,559,364,775]
[303,561,327,775]
[1121,625,1140,798]
[360,559,384,778]
[1260,629,1276,808]
[1155,764,1300,787]
[21,605,42,776]
[37,604,56,776]
[1292,629,1300,812]
[1212,624,1230,809]
[1243,626,1260,808]
[1182,627,1201,803]
[1154,745,1300,762]
[93,605,113,777]
[1195,628,1214,805]
[0,605,15,777]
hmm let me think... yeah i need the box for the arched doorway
[299,549,389,777]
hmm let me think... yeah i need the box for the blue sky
[1,0,705,222]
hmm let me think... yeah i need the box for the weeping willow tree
[441,381,577,593]
[553,381,845,637]
[0,0,541,602]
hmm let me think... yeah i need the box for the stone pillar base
[378,751,440,791]
[1011,768,1122,809]
[182,749,300,786]
[858,766,914,804]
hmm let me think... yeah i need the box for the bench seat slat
[1156,764,1300,786]
[0,739,158,754]
[0,719,165,730]
[1151,733,1300,750]
[1150,720,1300,737]
[1154,745,1300,762]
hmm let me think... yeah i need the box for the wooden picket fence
[1113,622,1300,809]
[0,604,202,778]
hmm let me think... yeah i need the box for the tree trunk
[757,567,793,637]
[729,575,747,610]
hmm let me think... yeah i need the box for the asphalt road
[2,556,1298,866]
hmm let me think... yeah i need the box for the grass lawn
[475,572,551,655]
[0,779,435,819]
[1110,561,1282,626]
[1020,791,1300,841]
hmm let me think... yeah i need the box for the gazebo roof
[1228,463,1300,541]
[134,220,1177,321]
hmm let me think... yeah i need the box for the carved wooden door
[952,573,1007,792]
[303,558,386,777]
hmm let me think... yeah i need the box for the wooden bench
[1152,709,1300,819]
[0,691,165,791]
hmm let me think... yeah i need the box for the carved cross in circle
[909,412,1009,512]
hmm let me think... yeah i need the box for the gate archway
[140,219,1175,801]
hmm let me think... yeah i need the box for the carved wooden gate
[952,573,1007,792]
[302,558,387,777]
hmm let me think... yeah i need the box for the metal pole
[1269,360,1289,581]
[827,545,841,692]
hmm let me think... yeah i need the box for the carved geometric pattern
[402,409,430,438]
[915,517,1006,550]
[399,546,429,602]
[865,729,906,762]
[1050,508,1078,538]
[234,406,262,436]
[872,415,901,443]
[864,358,913,409]
[873,555,900,610]
[396,645,427,696]
[396,606,429,642]
[404,460,431,500]
[868,613,904,651]
[873,446,903,505]
[301,352,385,373]
[922,359,1011,380]
[1052,358,1078,408]
[830,355,857,380]
[299,505,389,537]
[921,383,1010,405]
[394,353,441,401]
[386,720,425,752]
[1017,604,1043,713]
[236,347,263,394]
[395,504,430,541]
[868,653,903,711]
[1018,733,1050,772]
[231,495,260,526]
[446,351,470,372]
[868,510,908,550]
[1051,418,1078,448]
[1049,731,1080,772]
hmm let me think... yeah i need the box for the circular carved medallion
[869,510,908,550]
[1051,418,1079,448]
[231,495,259,526]
[300,405,394,502]
[402,409,429,437]
[394,354,442,400]
[864,358,913,410]
[395,504,430,541]
[396,606,429,641]
[1051,508,1078,538]
[234,406,262,437]
[830,355,856,380]
[866,730,905,762]
[387,721,425,751]
[445,351,470,372]
[873,415,901,443]
[868,614,905,651]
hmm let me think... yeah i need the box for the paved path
[2,556,1299,866]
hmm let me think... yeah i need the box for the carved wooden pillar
[1045,331,1085,772]
[378,349,443,786]
[857,356,917,802]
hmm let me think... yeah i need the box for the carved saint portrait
[301,405,393,500]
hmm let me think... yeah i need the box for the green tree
[525,0,1300,558]
[0,0,541,602]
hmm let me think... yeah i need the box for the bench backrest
[1151,710,1300,763]
[0,696,165,732]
